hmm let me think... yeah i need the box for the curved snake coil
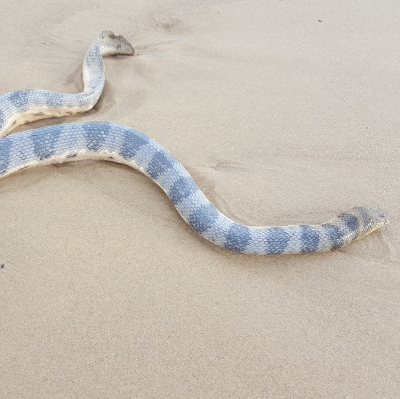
[0,31,134,136]
[0,34,389,255]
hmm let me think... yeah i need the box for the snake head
[336,206,389,248]
[98,30,135,56]
[322,206,389,250]
[351,206,390,239]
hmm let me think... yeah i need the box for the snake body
[0,33,389,255]
[0,121,389,255]
[0,31,134,137]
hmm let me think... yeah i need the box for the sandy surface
[0,0,399,397]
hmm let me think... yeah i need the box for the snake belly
[0,121,389,255]
[0,31,134,137]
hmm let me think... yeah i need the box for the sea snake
[0,32,389,255]
[0,31,134,136]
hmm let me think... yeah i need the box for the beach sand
[0,0,399,397]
